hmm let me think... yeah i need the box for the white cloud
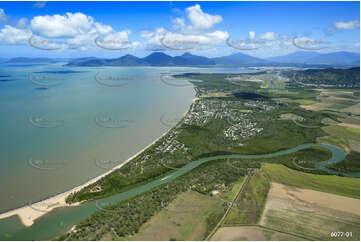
[260,32,277,40]
[30,12,94,38]
[248,31,255,40]
[0,12,138,51]
[142,4,227,51]
[333,19,360,30]
[94,22,113,35]
[0,25,31,44]
[0,8,8,22]
[186,4,222,30]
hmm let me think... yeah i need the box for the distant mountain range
[267,51,360,66]
[4,51,359,67]
[65,51,361,67]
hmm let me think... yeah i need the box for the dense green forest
[285,67,360,87]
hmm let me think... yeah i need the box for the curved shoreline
[0,142,354,241]
[0,98,198,227]
[0,129,171,227]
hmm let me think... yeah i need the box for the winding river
[0,143,358,240]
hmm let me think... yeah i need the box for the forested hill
[286,67,360,88]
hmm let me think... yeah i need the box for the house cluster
[154,129,185,154]
[224,118,263,141]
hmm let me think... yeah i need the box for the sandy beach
[0,97,197,227]
[0,129,170,227]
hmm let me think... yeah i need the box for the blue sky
[0,1,359,58]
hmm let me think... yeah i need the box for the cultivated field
[263,163,360,198]
[260,183,360,241]
[300,89,359,112]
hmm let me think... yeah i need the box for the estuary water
[0,63,255,213]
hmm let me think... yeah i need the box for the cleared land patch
[260,182,360,241]
[262,163,359,199]
[299,89,359,112]
[223,169,270,225]
[127,190,223,241]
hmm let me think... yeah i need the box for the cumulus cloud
[142,4,228,51]
[0,25,31,44]
[186,4,222,30]
[0,12,138,51]
[30,12,94,38]
[333,19,360,30]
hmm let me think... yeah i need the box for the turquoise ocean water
[0,63,254,213]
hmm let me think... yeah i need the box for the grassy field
[260,183,360,241]
[295,99,317,105]
[223,177,245,201]
[263,163,359,199]
[319,124,360,152]
[223,169,270,225]
[347,126,360,135]
[300,89,359,112]
[126,190,224,241]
